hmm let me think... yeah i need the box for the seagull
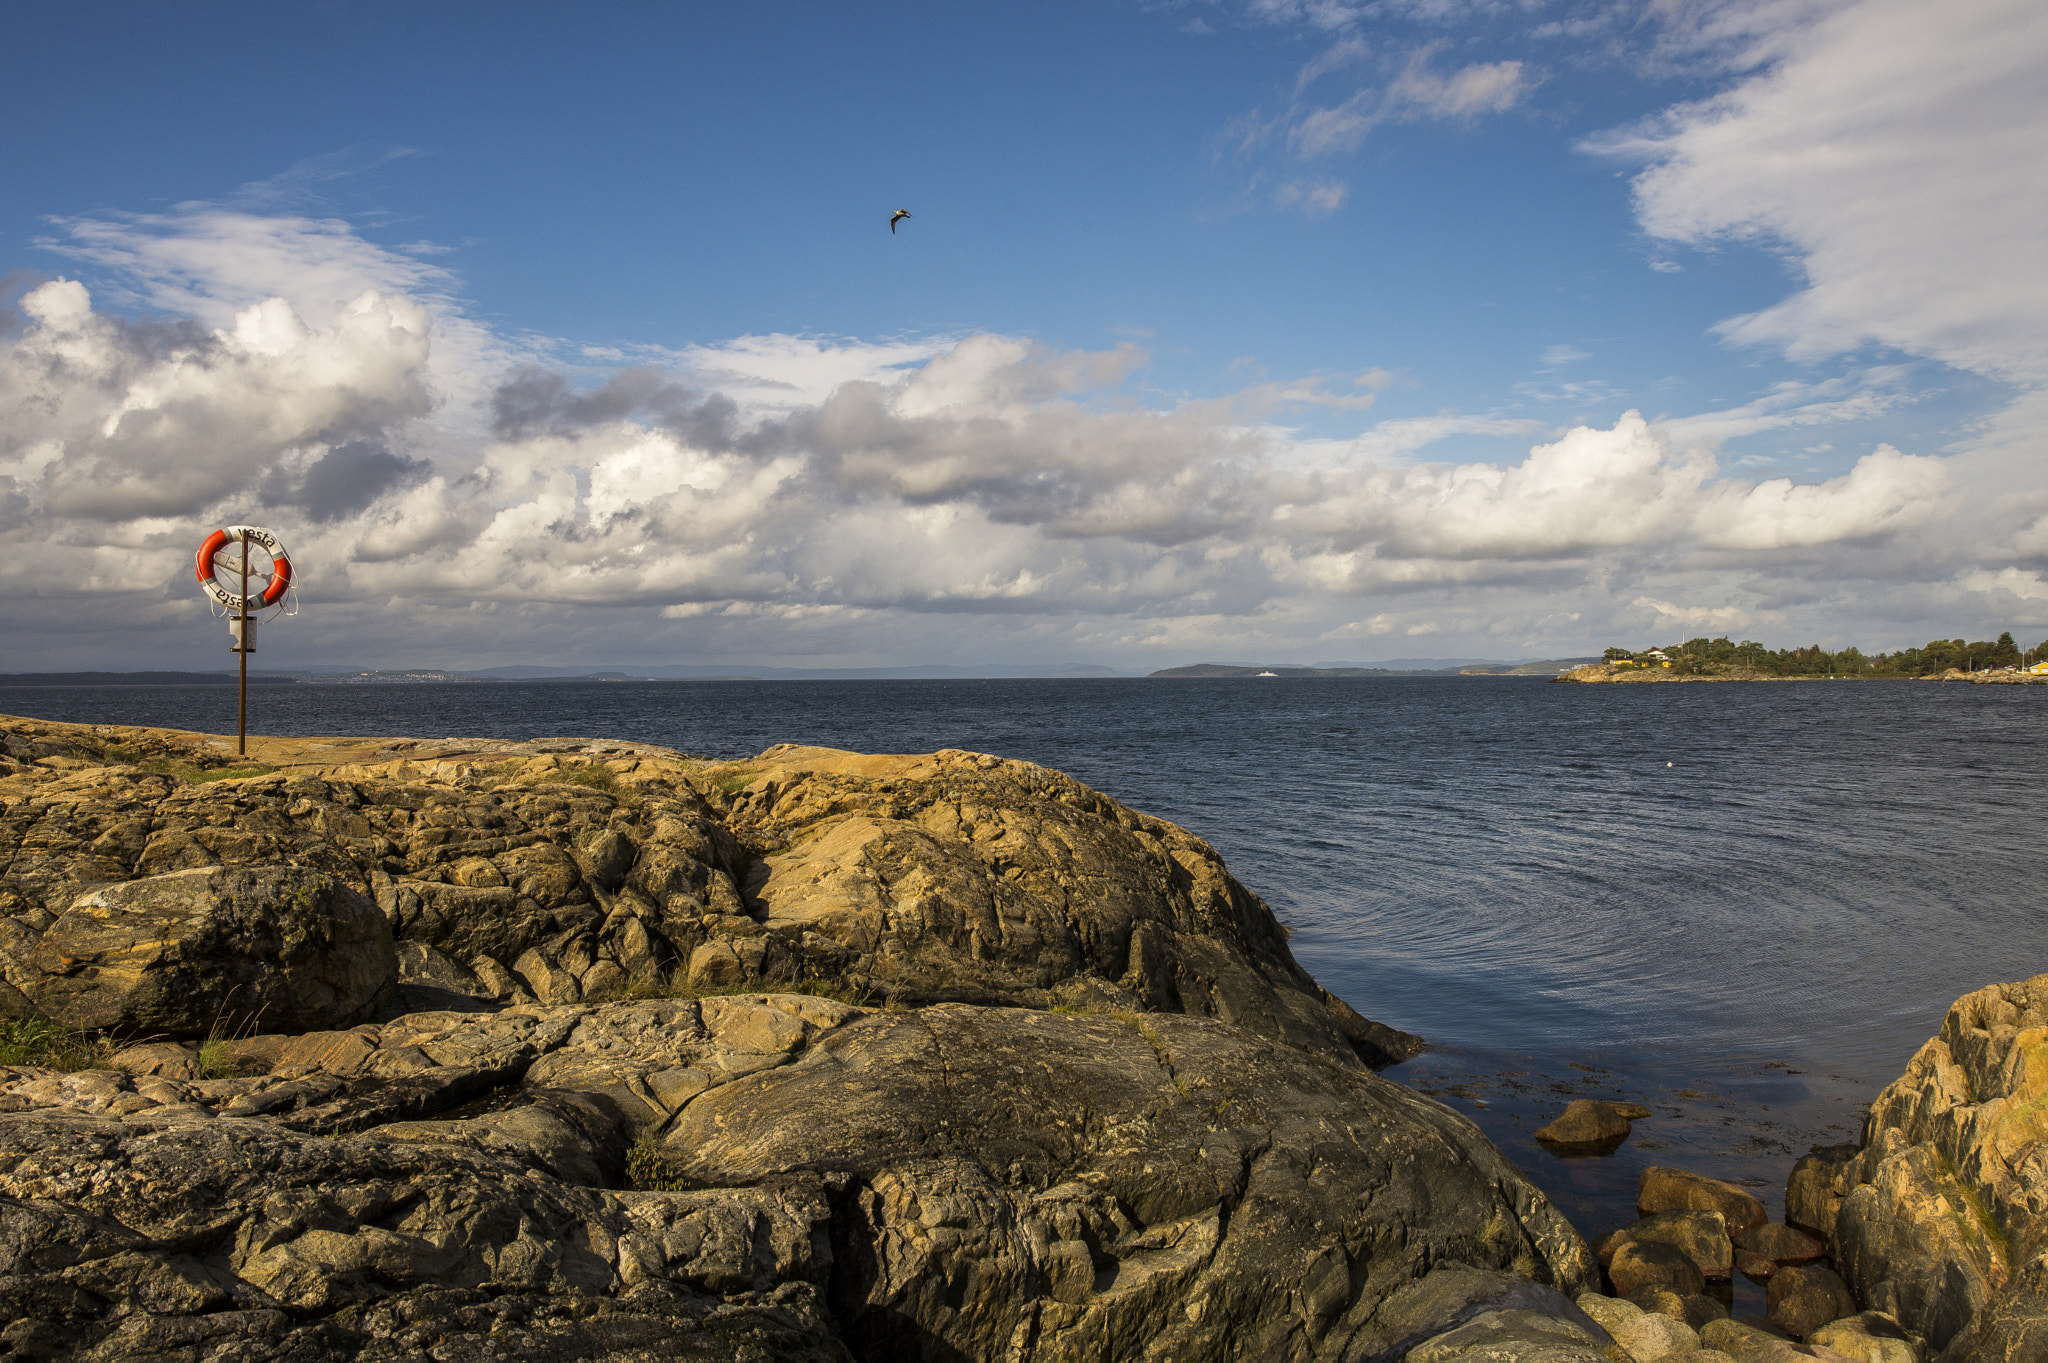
[890,209,912,234]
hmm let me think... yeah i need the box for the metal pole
[238,536,249,757]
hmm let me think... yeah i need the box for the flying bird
[890,209,912,234]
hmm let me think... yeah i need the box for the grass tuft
[0,1018,118,1072]
[625,1125,697,1192]
[539,760,642,808]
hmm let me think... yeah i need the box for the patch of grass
[0,1018,118,1072]
[98,746,271,784]
[696,765,757,796]
[535,760,641,808]
[190,765,274,784]
[195,1032,243,1079]
[585,967,687,1003]
[625,1125,697,1192]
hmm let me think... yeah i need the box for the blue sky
[3,0,2045,669]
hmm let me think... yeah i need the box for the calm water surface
[7,676,2042,1259]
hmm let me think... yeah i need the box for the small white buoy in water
[1667,762,1673,767]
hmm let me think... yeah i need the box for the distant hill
[0,672,299,687]
[463,662,1135,680]
[1453,658,1604,676]
[1148,658,1602,679]
[1147,664,1392,678]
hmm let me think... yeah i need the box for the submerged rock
[1533,1098,1652,1152]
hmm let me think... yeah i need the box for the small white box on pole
[230,616,257,653]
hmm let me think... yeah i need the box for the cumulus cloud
[1,280,432,525]
[0,187,2022,669]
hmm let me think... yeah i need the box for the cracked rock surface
[0,994,1595,1361]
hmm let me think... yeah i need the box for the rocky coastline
[0,712,2039,1360]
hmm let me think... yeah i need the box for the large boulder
[1638,1165,1768,1232]
[1766,1262,1857,1339]
[726,745,1421,1066]
[1805,1311,1923,1363]
[1788,1142,1861,1241]
[27,866,394,1036]
[1735,1222,1826,1266]
[1598,1209,1732,1280]
[1349,1265,1625,1361]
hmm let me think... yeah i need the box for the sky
[2,0,2045,671]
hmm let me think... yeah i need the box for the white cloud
[1692,444,1946,549]
[1956,567,2048,603]
[1341,414,1548,462]
[1273,179,1350,215]
[1631,595,1761,632]
[1288,53,1531,157]
[1594,0,2048,383]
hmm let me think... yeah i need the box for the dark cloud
[281,441,431,522]
[0,271,50,339]
[108,312,214,363]
[489,364,744,449]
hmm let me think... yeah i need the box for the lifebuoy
[195,526,293,610]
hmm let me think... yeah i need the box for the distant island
[1560,632,2048,682]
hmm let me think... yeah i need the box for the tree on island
[1600,631,2043,677]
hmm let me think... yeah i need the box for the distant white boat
[1256,670,1279,677]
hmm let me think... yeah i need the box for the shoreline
[1554,662,2048,685]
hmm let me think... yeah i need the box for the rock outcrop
[0,719,1418,1069]
[0,993,1596,1361]
[1820,973,2048,1359]
[0,714,1619,1361]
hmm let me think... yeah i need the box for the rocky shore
[0,712,2038,1360]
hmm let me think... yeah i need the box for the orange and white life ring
[195,526,293,610]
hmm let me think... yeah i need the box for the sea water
[7,676,2044,1263]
